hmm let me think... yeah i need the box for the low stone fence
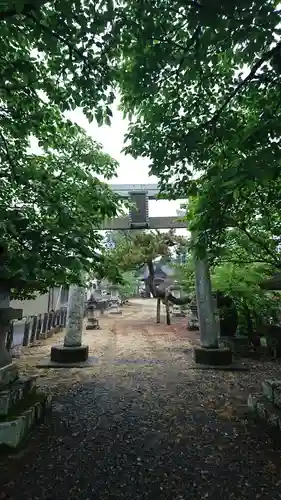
[5,307,68,354]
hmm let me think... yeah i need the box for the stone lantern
[0,278,23,374]
[109,284,119,299]
[169,282,185,317]
[0,248,52,448]
[108,285,122,315]
[85,295,100,330]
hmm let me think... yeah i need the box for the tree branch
[25,12,97,71]
[176,26,201,81]
[0,131,18,182]
[208,41,281,126]
[213,259,276,265]
[238,226,281,267]
[0,1,47,21]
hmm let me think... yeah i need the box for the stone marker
[50,284,89,364]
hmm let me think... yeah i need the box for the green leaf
[95,109,104,126]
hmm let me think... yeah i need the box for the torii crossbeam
[103,184,186,230]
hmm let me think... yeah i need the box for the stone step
[248,393,281,430]
[0,376,37,417]
[261,379,281,408]
[0,391,52,449]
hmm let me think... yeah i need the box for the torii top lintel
[109,184,160,199]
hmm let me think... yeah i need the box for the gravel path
[1,299,281,499]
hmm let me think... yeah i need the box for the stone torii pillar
[192,235,232,366]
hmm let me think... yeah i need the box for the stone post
[50,283,89,364]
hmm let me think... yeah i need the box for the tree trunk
[245,304,253,336]
[144,282,150,297]
[146,260,191,305]
[147,260,157,297]
[164,289,171,325]
[156,298,161,323]
[166,303,171,325]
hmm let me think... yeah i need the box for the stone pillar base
[51,345,89,363]
[193,346,232,366]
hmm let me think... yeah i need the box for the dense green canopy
[114,0,281,252]
[3,1,281,297]
[0,1,121,295]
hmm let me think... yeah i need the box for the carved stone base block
[248,379,281,432]
[85,317,100,330]
[108,299,122,315]
[0,372,52,450]
[0,376,36,416]
[86,323,100,330]
[50,344,89,363]
[0,363,19,389]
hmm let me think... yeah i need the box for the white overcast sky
[66,103,186,221]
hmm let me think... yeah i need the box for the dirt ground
[2,298,281,499]
[15,299,195,393]
[15,298,281,404]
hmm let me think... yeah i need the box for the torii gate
[103,184,186,230]
[104,183,225,365]
[103,183,188,322]
[40,184,228,368]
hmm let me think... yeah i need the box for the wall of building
[10,287,68,318]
